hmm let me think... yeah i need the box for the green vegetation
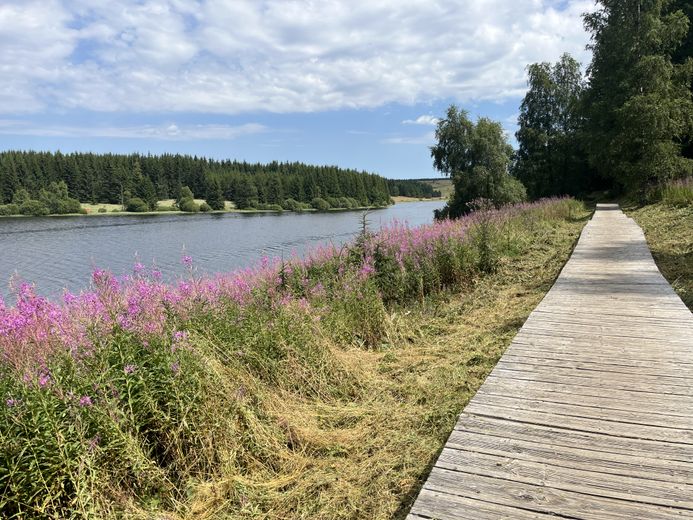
[627,191,693,309]
[514,54,591,198]
[0,152,391,212]
[0,199,587,519]
[0,182,85,217]
[661,177,693,207]
[419,178,454,199]
[583,0,693,194]
[430,0,693,218]
[124,198,149,213]
[387,179,442,198]
[431,106,527,218]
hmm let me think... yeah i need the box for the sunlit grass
[0,198,589,519]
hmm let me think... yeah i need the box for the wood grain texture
[407,204,693,519]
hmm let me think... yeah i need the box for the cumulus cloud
[0,119,266,140]
[0,0,593,115]
[402,115,440,126]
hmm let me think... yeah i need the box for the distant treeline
[0,151,403,211]
[387,179,441,198]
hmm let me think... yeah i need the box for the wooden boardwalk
[407,204,693,519]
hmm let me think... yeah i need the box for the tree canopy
[514,54,593,198]
[0,152,394,210]
[431,106,526,218]
[583,0,693,193]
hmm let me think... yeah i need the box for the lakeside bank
[1,198,590,519]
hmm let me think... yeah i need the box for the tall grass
[661,177,693,207]
[0,198,584,519]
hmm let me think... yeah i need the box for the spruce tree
[583,0,693,193]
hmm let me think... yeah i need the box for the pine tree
[205,178,225,210]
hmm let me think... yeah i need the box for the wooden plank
[407,488,554,520]
[464,402,693,443]
[470,392,693,431]
[454,414,693,462]
[481,377,693,417]
[495,358,693,383]
[407,204,693,519]
[504,346,693,371]
[424,467,690,519]
[435,447,693,509]
[447,429,693,484]
[488,367,693,396]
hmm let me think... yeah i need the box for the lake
[0,200,444,302]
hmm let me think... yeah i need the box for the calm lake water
[0,200,444,302]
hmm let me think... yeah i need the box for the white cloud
[402,115,440,126]
[0,120,266,140]
[0,0,594,115]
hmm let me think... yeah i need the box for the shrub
[199,202,212,212]
[257,203,283,212]
[179,197,199,213]
[311,197,331,211]
[495,175,528,206]
[337,196,353,209]
[126,197,150,212]
[19,199,50,216]
[282,198,298,211]
[97,207,107,213]
[0,204,19,216]
[282,198,310,212]
[176,186,194,207]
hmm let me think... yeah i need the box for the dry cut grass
[177,209,589,519]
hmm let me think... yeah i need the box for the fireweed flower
[133,262,146,276]
[38,371,51,388]
[0,198,569,374]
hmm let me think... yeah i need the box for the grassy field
[420,178,454,199]
[0,199,589,519]
[626,202,693,310]
[391,195,444,203]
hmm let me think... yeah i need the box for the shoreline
[0,205,393,219]
[0,199,444,219]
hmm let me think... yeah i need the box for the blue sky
[0,0,593,179]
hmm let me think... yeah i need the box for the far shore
[0,198,444,219]
[391,195,446,203]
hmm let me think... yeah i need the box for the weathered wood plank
[447,429,693,483]
[407,204,693,519]
[434,448,693,509]
[455,414,693,462]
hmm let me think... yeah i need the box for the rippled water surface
[0,201,444,301]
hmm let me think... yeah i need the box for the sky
[0,0,594,179]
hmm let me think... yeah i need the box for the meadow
[0,198,588,519]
